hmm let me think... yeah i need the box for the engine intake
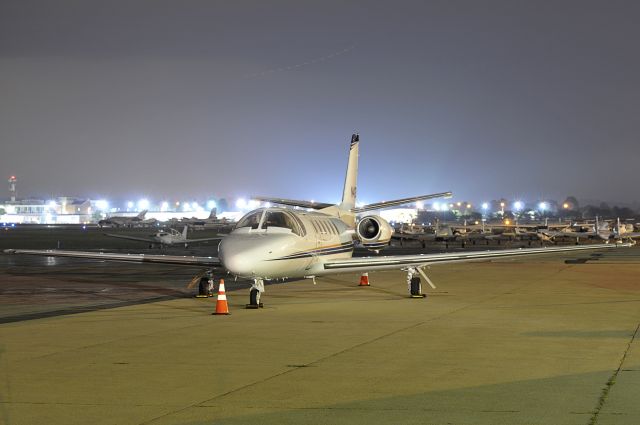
[356,216,392,251]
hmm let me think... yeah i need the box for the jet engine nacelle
[356,215,393,251]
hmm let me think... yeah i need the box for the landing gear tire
[246,288,264,309]
[409,276,426,298]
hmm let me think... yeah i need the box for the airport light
[137,199,150,211]
[563,202,570,209]
[95,200,109,211]
[456,202,462,207]
[160,201,169,212]
[504,219,511,225]
[433,202,440,211]
[47,200,57,211]
[207,200,216,210]
[182,202,192,212]
[415,200,424,209]
[539,202,548,211]
[513,201,523,211]
[466,203,471,209]
[127,201,134,210]
[236,198,247,209]
[481,202,489,210]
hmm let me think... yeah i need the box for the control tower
[8,175,16,202]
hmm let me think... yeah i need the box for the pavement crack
[588,320,640,425]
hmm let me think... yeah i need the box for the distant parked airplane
[104,226,221,247]
[98,210,156,228]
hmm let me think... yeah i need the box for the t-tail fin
[339,133,359,211]
[137,210,147,219]
[182,226,189,239]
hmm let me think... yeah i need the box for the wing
[104,233,157,243]
[544,231,593,238]
[251,196,333,210]
[184,237,224,243]
[352,191,452,213]
[3,249,221,267]
[323,242,632,273]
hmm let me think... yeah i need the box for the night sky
[2,1,639,205]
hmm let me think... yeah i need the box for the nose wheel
[246,278,265,309]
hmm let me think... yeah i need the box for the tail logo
[350,133,359,148]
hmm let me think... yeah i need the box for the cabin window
[323,221,333,234]
[292,214,307,236]
[329,221,340,234]
[319,221,328,234]
[326,221,336,234]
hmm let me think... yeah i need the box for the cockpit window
[261,211,302,236]
[235,210,263,230]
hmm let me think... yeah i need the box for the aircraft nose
[219,236,263,277]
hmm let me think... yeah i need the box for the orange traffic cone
[213,279,230,315]
[359,272,370,286]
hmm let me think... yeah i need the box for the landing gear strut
[246,278,265,309]
[405,267,436,298]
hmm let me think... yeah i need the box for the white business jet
[4,134,633,308]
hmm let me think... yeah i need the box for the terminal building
[0,197,94,224]
[0,176,95,224]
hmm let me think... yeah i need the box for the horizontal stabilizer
[251,196,333,210]
[352,191,452,213]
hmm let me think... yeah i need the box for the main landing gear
[246,278,265,309]
[405,267,437,298]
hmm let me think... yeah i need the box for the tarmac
[1,227,639,424]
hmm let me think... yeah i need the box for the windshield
[261,211,302,236]
[235,210,264,230]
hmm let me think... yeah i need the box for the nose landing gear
[246,278,265,309]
